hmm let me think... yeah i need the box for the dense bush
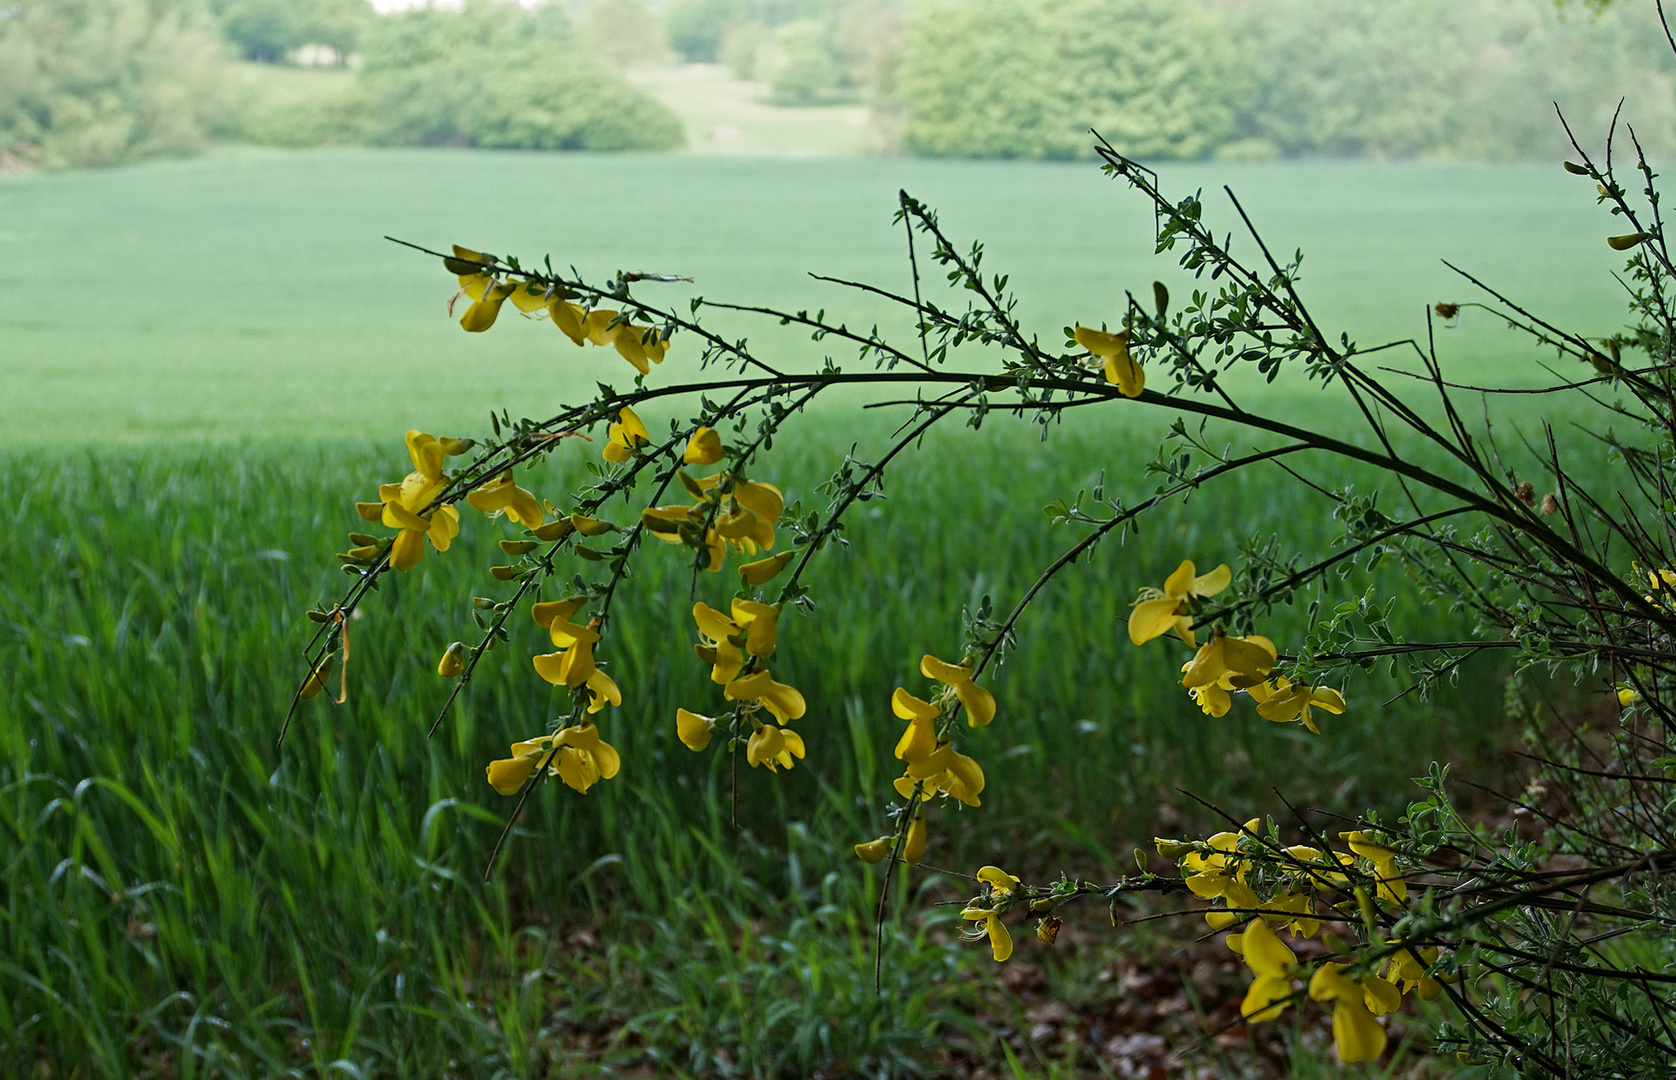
[242,1,682,152]
[0,0,231,170]
[896,0,1231,160]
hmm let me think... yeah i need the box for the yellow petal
[919,654,970,684]
[1074,325,1125,357]
[508,281,548,313]
[486,754,539,796]
[894,715,937,763]
[548,620,601,649]
[1331,996,1387,1063]
[460,284,512,332]
[1362,974,1402,1016]
[585,308,620,346]
[1309,687,1347,714]
[1192,563,1232,597]
[676,708,716,751]
[955,679,996,727]
[531,598,586,627]
[854,837,891,863]
[746,724,784,768]
[684,427,724,465]
[1162,560,1197,599]
[549,298,587,345]
[730,599,779,658]
[903,815,927,864]
[692,602,739,643]
[1241,973,1293,1023]
[740,550,795,585]
[986,915,1013,962]
[892,688,940,721]
[584,669,621,713]
[1129,597,1184,645]
[976,866,1021,894]
[613,329,651,375]
[732,480,784,523]
[1104,349,1144,398]
[589,739,621,780]
[1239,918,1297,978]
[390,528,425,571]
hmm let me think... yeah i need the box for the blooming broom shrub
[285,60,1676,1075]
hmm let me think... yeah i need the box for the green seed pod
[1608,232,1651,250]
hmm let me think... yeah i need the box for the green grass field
[0,149,1634,443]
[0,149,1628,1077]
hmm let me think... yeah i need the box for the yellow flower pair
[485,722,620,795]
[354,430,472,572]
[1227,920,1389,1063]
[530,598,620,713]
[677,599,806,771]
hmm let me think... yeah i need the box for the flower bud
[1562,161,1590,175]
[489,565,519,581]
[347,532,380,547]
[354,502,384,522]
[1608,232,1652,250]
[740,551,795,585]
[854,837,892,864]
[1036,915,1063,944]
[531,519,575,542]
[439,437,475,456]
[298,663,329,700]
[499,540,539,556]
[438,642,467,678]
[1154,838,1193,860]
[570,514,612,536]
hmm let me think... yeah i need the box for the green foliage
[895,0,1233,160]
[0,0,231,169]
[209,0,370,63]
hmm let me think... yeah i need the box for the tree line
[3,0,1669,170]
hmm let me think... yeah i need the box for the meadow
[0,148,1635,1077]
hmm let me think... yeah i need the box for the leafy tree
[583,0,666,68]
[0,0,230,169]
[896,0,1231,160]
[211,0,370,63]
[755,18,845,103]
[665,0,745,61]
